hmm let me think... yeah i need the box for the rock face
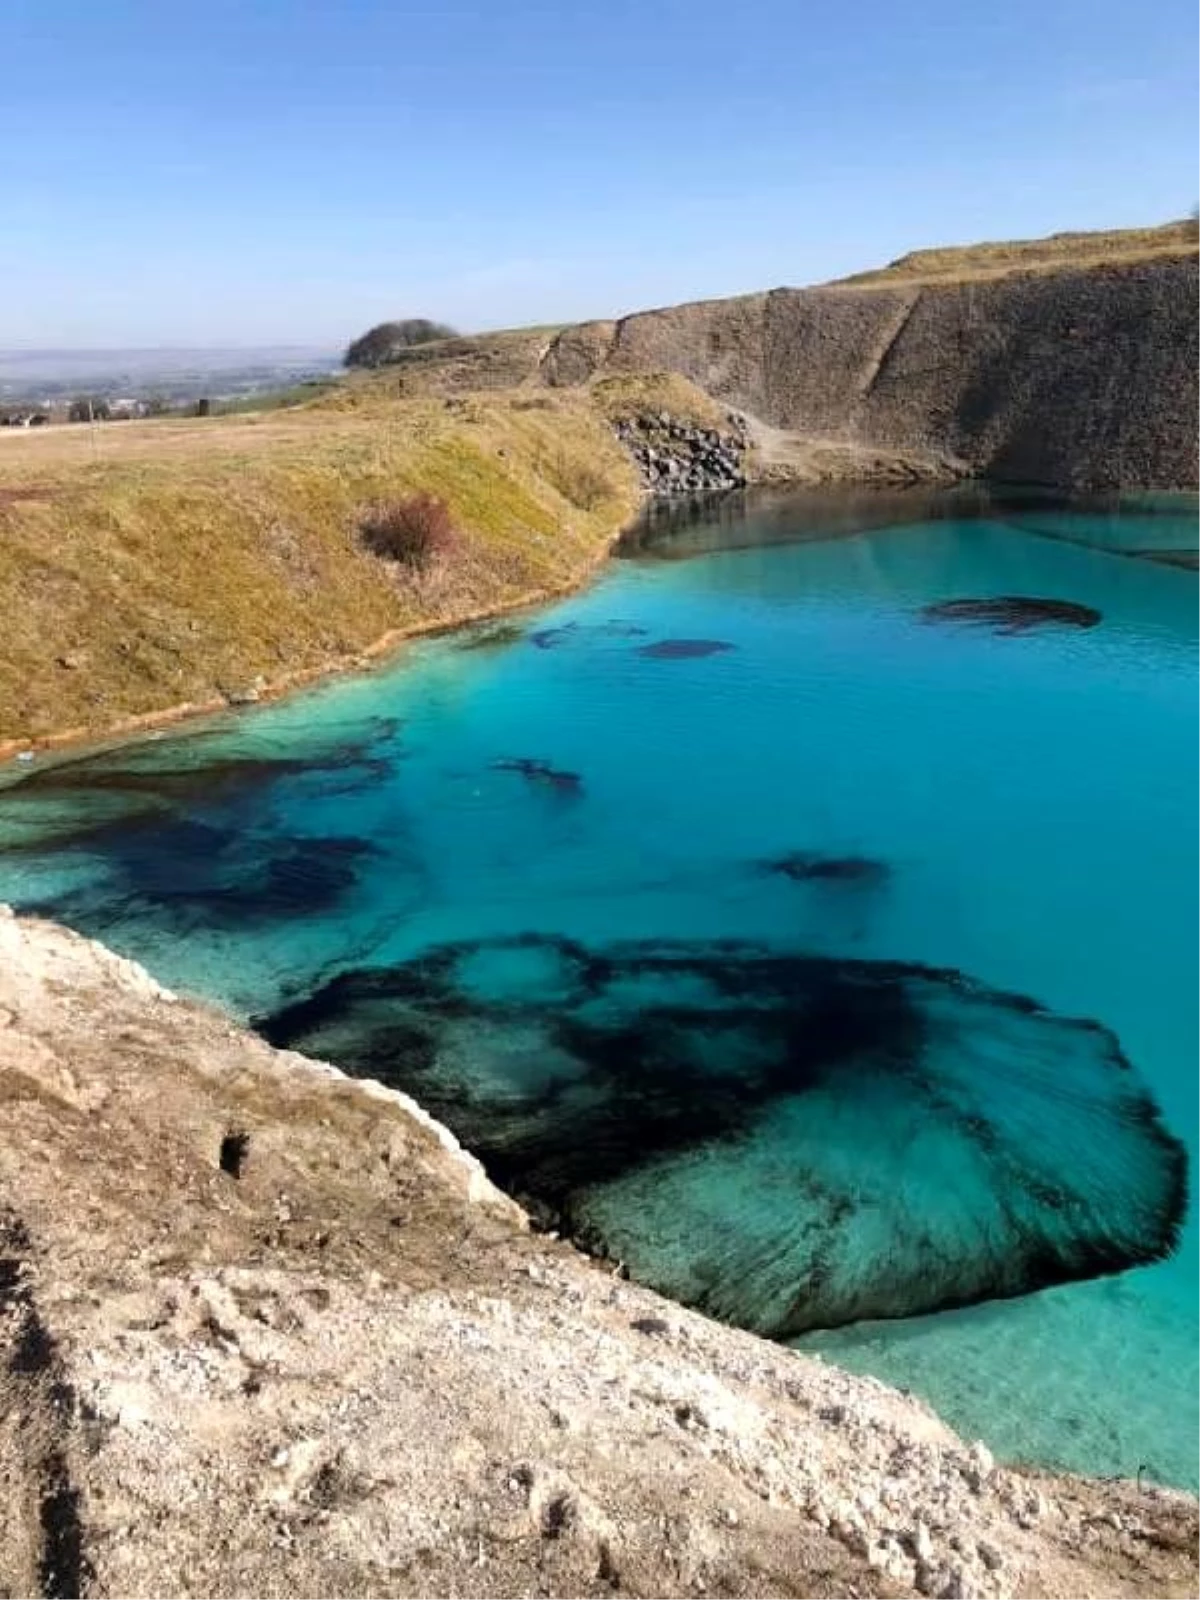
[613,409,749,495]
[545,258,1200,492]
[0,907,1196,1600]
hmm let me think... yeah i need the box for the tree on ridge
[344,319,459,368]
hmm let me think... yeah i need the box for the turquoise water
[0,493,1195,1486]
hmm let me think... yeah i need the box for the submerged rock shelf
[920,596,1102,634]
[258,932,1186,1338]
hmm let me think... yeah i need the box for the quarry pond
[0,486,1195,1489]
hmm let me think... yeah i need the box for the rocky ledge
[614,409,750,496]
[1,908,1196,1599]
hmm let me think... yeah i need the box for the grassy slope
[830,219,1198,287]
[0,384,639,746]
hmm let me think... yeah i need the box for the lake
[1,485,1195,1488]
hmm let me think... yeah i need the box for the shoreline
[0,527,629,772]
[4,475,1194,774]
[1,906,1195,1600]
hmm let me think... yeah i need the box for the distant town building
[0,410,50,427]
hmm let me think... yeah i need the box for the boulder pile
[614,409,749,495]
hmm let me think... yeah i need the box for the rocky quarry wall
[546,258,1200,492]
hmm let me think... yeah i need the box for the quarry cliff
[544,237,1199,493]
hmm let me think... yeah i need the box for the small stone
[270,1447,290,1469]
[913,1521,934,1562]
[855,1486,879,1516]
[630,1315,670,1336]
[938,1564,970,1599]
[867,1537,916,1585]
[977,1540,1004,1571]
[721,1507,739,1527]
[967,1441,995,1487]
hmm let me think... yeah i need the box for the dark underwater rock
[0,730,397,855]
[637,639,736,659]
[260,837,381,917]
[29,827,381,935]
[258,933,1186,1341]
[528,620,648,650]
[762,851,891,887]
[920,596,1101,634]
[492,758,584,797]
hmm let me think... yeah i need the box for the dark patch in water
[257,933,1186,1340]
[28,828,381,934]
[637,638,736,659]
[492,758,584,798]
[762,851,891,887]
[0,730,398,857]
[528,620,649,650]
[1135,549,1199,571]
[920,597,1101,634]
[260,837,379,916]
[17,754,314,801]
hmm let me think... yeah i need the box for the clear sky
[3,0,1196,348]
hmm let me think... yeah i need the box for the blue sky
[2,0,1196,348]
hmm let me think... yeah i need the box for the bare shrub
[359,494,460,570]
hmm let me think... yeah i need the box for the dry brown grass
[333,325,558,401]
[0,386,639,746]
[831,219,1198,288]
[588,371,727,427]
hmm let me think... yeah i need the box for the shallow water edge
[5,479,1193,774]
